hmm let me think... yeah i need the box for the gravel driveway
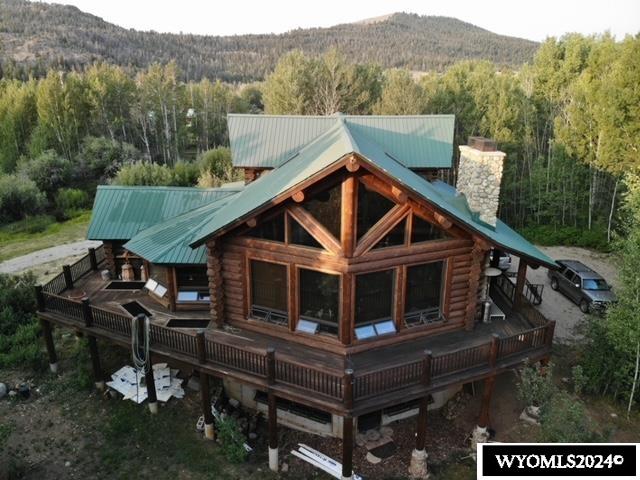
[510,246,619,344]
[0,240,102,275]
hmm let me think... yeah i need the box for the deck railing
[37,246,554,409]
[495,273,544,306]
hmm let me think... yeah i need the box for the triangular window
[290,218,323,249]
[373,218,406,249]
[357,183,395,240]
[411,215,448,244]
[246,213,285,242]
[302,181,342,240]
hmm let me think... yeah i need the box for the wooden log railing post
[88,247,98,271]
[35,285,45,312]
[39,318,58,373]
[63,264,73,290]
[196,331,206,365]
[421,350,432,387]
[266,348,278,472]
[342,415,354,480]
[489,334,499,368]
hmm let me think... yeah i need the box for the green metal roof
[228,114,454,169]
[191,119,556,269]
[123,194,239,264]
[87,183,243,241]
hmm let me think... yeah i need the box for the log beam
[206,241,225,328]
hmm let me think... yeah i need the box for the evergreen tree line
[1,34,639,249]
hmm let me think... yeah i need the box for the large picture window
[354,270,396,340]
[298,269,340,336]
[303,182,342,240]
[250,260,288,326]
[404,261,444,327]
[246,213,285,242]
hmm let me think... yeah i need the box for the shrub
[113,162,174,186]
[77,136,142,183]
[199,147,233,182]
[0,174,46,222]
[518,225,610,252]
[539,391,602,442]
[171,161,200,186]
[18,150,72,198]
[216,416,247,464]
[516,362,555,408]
[55,188,90,216]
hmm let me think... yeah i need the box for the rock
[228,398,240,408]
[8,390,17,398]
[366,452,382,464]
[519,408,540,426]
[65,461,71,467]
[355,433,367,447]
[380,426,393,437]
[0,383,7,400]
[248,432,257,440]
[365,429,381,442]
[18,384,30,399]
[281,462,289,473]
[610,413,618,418]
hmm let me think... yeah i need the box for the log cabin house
[36,114,557,479]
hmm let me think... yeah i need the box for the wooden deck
[37,247,554,416]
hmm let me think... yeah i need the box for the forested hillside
[0,0,538,81]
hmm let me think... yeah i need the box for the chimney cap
[468,136,497,152]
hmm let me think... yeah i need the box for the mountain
[0,1,539,81]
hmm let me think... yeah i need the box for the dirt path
[512,246,619,344]
[0,240,102,275]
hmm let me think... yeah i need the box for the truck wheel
[579,299,590,314]
[550,278,559,291]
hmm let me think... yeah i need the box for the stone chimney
[456,137,506,227]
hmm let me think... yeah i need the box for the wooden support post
[35,285,45,312]
[40,319,58,373]
[341,176,357,258]
[515,259,527,307]
[63,264,73,290]
[266,348,278,471]
[471,374,496,451]
[408,395,430,478]
[478,375,496,429]
[88,247,98,271]
[87,336,104,390]
[136,315,157,413]
[200,372,215,440]
[342,415,354,480]
[545,320,556,349]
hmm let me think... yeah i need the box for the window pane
[299,269,340,335]
[251,260,288,324]
[175,266,208,287]
[246,213,285,242]
[303,182,342,239]
[373,218,406,249]
[355,270,394,325]
[405,262,443,326]
[357,184,395,240]
[411,215,447,244]
[290,218,322,249]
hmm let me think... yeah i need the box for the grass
[0,210,92,262]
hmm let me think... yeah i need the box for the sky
[43,0,640,41]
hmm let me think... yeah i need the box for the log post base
[268,447,278,472]
[148,401,158,414]
[408,448,429,479]
[95,381,106,391]
[204,423,215,441]
[470,425,489,451]
[49,362,59,374]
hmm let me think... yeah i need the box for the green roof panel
[87,183,243,240]
[228,114,454,169]
[123,194,239,264]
